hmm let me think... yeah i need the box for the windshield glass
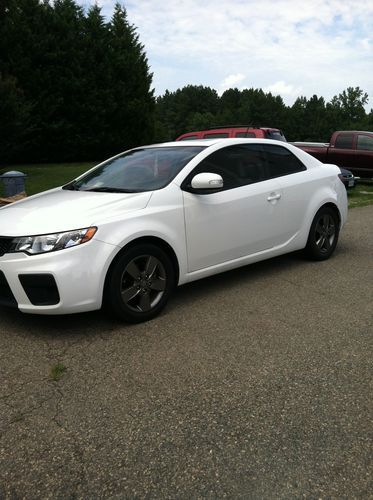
[65,146,205,192]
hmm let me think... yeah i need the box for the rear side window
[179,135,199,141]
[235,132,256,138]
[262,145,306,178]
[203,132,229,139]
[357,135,373,151]
[335,134,354,149]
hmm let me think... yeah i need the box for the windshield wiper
[84,187,138,193]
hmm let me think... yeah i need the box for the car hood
[0,188,152,236]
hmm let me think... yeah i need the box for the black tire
[105,244,175,323]
[305,206,340,261]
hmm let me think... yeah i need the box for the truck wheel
[305,207,340,261]
[105,244,175,323]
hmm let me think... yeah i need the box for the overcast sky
[79,0,373,107]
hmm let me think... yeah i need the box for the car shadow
[0,250,308,337]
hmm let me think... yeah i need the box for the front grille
[0,237,13,257]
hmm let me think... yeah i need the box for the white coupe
[0,139,348,322]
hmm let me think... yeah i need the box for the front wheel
[105,244,175,323]
[305,206,340,261]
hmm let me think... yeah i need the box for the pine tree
[105,3,154,153]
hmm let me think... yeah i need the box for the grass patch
[348,181,373,208]
[50,363,67,382]
[0,162,95,197]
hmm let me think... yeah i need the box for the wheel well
[320,203,341,227]
[103,236,180,303]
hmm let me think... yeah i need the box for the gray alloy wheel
[314,213,336,254]
[305,206,340,261]
[120,255,166,313]
[105,243,175,323]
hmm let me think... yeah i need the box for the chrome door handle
[267,193,281,201]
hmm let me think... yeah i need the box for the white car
[0,139,347,322]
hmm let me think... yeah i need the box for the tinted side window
[262,145,306,178]
[203,132,229,139]
[179,135,199,141]
[335,134,354,149]
[357,135,373,151]
[183,144,267,191]
[235,132,256,138]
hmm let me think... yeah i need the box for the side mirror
[191,172,224,190]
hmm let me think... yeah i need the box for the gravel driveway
[1,205,372,499]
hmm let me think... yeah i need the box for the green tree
[218,88,242,124]
[0,0,154,163]
[0,74,32,162]
[154,85,219,141]
[77,4,113,159]
[105,3,154,153]
[330,86,369,127]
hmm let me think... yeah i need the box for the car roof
[145,138,289,148]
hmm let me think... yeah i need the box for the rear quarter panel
[280,147,347,247]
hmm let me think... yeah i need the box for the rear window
[266,130,287,142]
[335,134,354,149]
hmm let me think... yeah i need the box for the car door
[181,144,285,272]
[355,133,373,177]
[260,144,310,242]
[327,132,356,170]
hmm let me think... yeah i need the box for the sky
[78,0,373,107]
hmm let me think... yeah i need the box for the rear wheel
[305,206,340,260]
[105,244,175,323]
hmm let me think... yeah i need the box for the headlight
[9,227,97,255]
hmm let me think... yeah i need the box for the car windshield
[63,146,205,193]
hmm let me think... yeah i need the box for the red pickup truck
[292,131,373,178]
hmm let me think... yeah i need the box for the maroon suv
[176,126,287,142]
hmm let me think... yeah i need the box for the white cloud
[219,73,246,94]
[82,0,373,106]
[264,81,302,99]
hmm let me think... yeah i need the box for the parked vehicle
[338,168,356,189]
[178,126,356,189]
[176,126,287,142]
[292,131,373,178]
[0,139,347,322]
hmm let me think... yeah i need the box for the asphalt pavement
[0,205,372,499]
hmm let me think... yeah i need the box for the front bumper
[0,238,117,314]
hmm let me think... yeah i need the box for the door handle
[267,193,281,202]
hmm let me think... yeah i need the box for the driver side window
[183,145,267,191]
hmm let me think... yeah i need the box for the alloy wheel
[120,255,167,313]
[314,214,336,254]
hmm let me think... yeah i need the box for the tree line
[154,85,373,143]
[1,0,372,165]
